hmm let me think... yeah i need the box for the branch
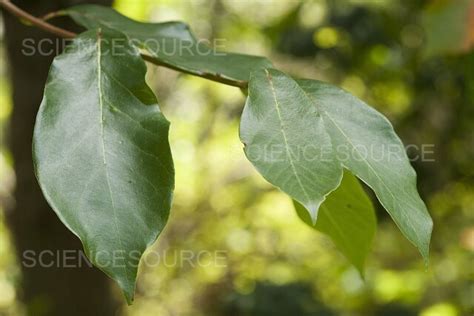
[0,0,248,88]
[0,0,76,38]
[140,54,247,88]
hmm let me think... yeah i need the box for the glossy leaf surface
[33,29,174,304]
[240,68,432,261]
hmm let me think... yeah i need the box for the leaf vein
[264,69,312,207]
[96,31,134,288]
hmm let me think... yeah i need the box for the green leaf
[66,4,195,41]
[33,28,174,304]
[297,78,433,262]
[240,68,433,261]
[65,4,273,84]
[294,170,376,275]
[240,69,343,220]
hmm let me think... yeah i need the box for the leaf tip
[420,246,431,267]
[354,261,366,281]
[304,202,321,225]
[122,282,136,306]
[419,215,433,266]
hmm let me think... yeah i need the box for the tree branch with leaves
[1,0,433,305]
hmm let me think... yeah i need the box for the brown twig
[140,54,247,88]
[0,0,248,88]
[0,0,76,38]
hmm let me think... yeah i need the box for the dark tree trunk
[2,1,119,315]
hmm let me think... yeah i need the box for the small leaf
[294,170,376,275]
[240,68,433,262]
[33,28,174,304]
[66,4,272,83]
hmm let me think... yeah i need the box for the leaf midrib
[264,69,312,208]
[96,30,133,287]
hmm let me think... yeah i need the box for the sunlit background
[0,0,473,315]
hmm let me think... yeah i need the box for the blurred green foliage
[0,0,473,315]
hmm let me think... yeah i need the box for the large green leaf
[65,4,272,84]
[33,28,174,304]
[240,68,432,261]
[294,170,376,275]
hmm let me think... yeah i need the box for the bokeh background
[0,0,473,315]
